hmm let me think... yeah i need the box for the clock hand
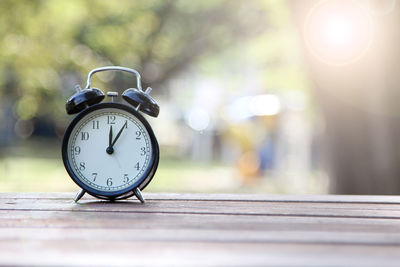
[111,121,128,148]
[106,126,114,154]
[109,125,113,147]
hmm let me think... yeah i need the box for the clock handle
[85,66,143,91]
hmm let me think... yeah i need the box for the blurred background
[0,0,399,195]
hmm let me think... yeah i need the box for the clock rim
[62,102,159,199]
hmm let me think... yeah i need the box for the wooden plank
[1,227,400,246]
[2,192,400,204]
[1,197,400,219]
[1,241,399,266]
[1,210,400,234]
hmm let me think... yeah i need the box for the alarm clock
[62,66,160,203]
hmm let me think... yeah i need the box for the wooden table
[1,193,400,266]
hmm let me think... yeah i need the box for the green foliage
[0,0,306,122]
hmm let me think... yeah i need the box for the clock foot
[74,189,86,202]
[133,188,145,203]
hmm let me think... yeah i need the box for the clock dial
[66,107,152,192]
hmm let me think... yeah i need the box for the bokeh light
[228,94,281,122]
[186,108,211,132]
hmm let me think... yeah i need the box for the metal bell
[122,88,159,117]
[66,88,105,114]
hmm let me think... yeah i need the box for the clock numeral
[135,162,140,171]
[107,115,116,124]
[79,162,85,171]
[81,132,89,141]
[92,120,99,129]
[136,131,141,140]
[74,146,81,155]
[106,177,113,186]
[123,174,129,183]
[140,147,146,156]
[92,172,98,181]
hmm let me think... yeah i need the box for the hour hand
[106,125,114,154]
[111,121,128,147]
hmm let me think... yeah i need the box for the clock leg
[133,188,145,203]
[74,189,86,202]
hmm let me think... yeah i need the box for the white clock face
[66,107,153,193]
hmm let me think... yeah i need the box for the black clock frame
[62,102,159,200]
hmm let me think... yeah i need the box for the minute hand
[111,121,128,147]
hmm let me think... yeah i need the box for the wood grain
[1,192,400,266]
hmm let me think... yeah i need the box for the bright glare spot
[251,94,281,116]
[228,97,253,121]
[324,16,353,46]
[187,108,210,131]
[228,94,281,122]
[304,0,373,65]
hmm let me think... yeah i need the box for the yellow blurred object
[258,114,278,130]
[238,151,261,181]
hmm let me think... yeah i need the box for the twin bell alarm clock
[62,66,160,203]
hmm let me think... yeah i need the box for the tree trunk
[291,0,400,194]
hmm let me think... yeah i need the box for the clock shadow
[74,199,145,206]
